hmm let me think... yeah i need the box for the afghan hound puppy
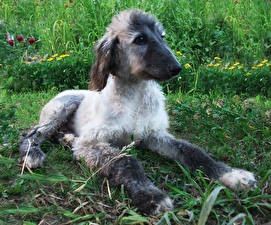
[19,9,257,215]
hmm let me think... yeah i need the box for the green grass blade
[228,213,246,225]
[245,212,255,225]
[167,184,192,198]
[0,205,40,216]
[0,156,15,164]
[19,173,69,182]
[176,162,204,195]
[197,186,224,225]
[65,214,95,224]
[156,211,171,225]
[257,169,271,189]
[121,215,150,224]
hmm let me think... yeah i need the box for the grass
[1,0,270,94]
[0,91,270,224]
[0,0,271,224]
[1,0,270,64]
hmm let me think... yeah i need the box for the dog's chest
[114,88,169,138]
[73,82,169,143]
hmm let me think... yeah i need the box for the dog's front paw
[132,185,173,215]
[218,169,257,191]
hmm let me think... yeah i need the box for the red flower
[64,1,72,7]
[28,38,36,44]
[16,36,24,42]
[7,40,14,46]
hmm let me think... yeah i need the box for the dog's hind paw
[19,138,46,168]
[60,133,76,147]
[218,168,257,191]
[20,146,46,168]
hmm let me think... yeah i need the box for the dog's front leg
[142,132,257,191]
[73,141,173,215]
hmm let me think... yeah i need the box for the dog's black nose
[170,65,182,76]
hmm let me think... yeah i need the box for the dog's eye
[133,35,147,45]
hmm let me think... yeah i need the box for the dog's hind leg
[19,93,85,168]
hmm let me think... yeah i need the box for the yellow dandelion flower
[185,63,191,69]
[251,66,257,69]
[229,66,235,70]
[262,59,268,63]
[222,66,227,70]
[207,63,213,67]
[52,54,58,57]
[0,64,2,67]
[60,54,70,58]
[267,63,271,67]
[32,56,38,60]
[245,72,251,76]
[47,58,54,61]
[214,57,221,60]
[25,62,31,65]
[233,62,240,66]
[57,57,62,61]
[214,63,220,67]
[225,135,231,140]
[92,41,96,45]
[257,63,263,67]
[176,51,183,55]
[41,58,45,62]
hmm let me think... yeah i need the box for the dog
[19,9,257,215]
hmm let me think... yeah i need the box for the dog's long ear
[89,36,119,91]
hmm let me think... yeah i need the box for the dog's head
[89,9,181,91]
